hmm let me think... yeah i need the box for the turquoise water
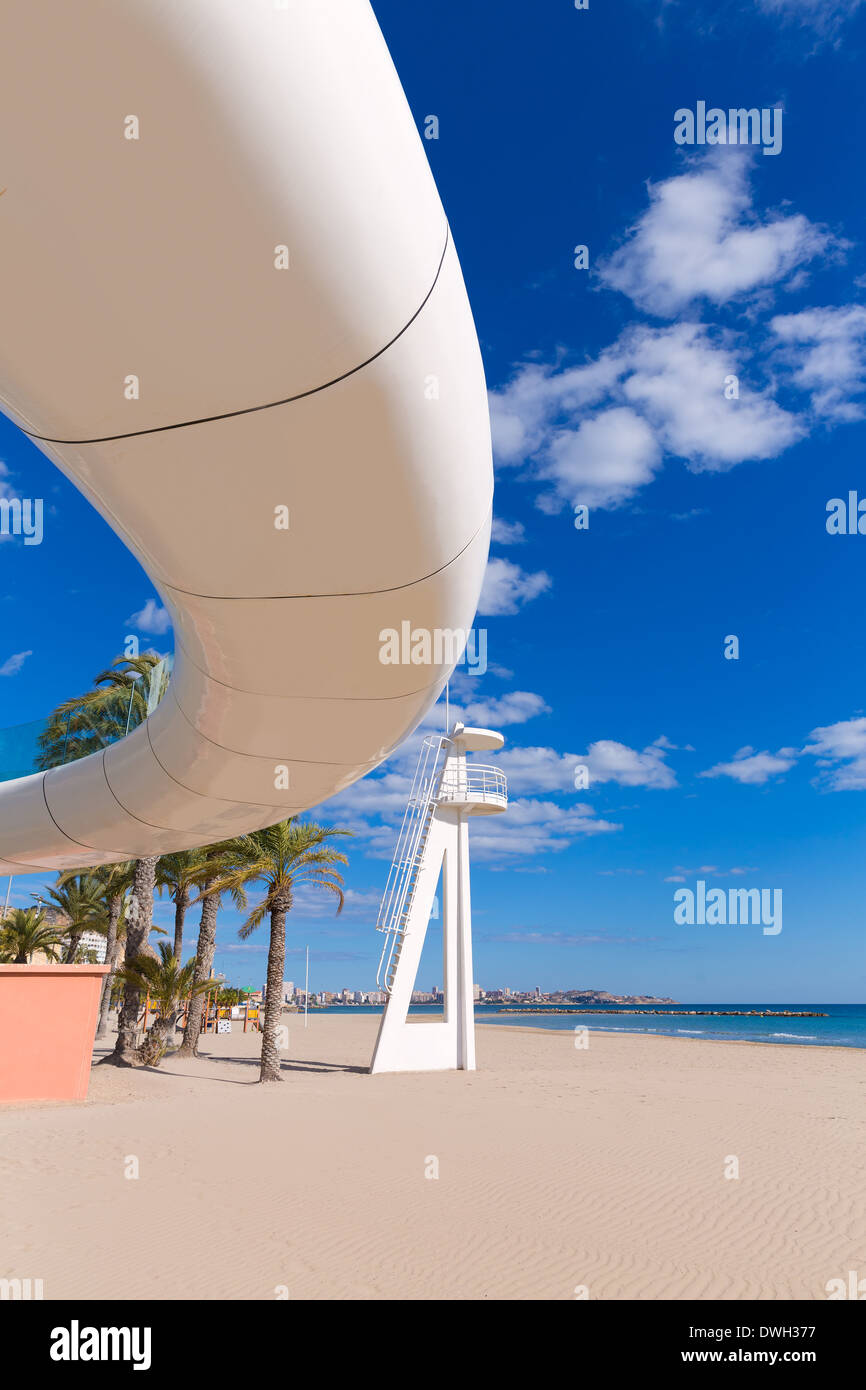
[475,1002,866,1049]
[313,1002,866,1049]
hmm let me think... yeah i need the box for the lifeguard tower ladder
[370,724,507,1074]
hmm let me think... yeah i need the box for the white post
[2,875,12,919]
[456,811,476,1071]
[304,945,309,1028]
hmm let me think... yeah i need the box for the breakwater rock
[489,1008,828,1018]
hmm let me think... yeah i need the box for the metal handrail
[438,763,507,804]
[375,750,508,994]
[375,734,447,990]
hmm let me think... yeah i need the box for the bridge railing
[0,655,172,783]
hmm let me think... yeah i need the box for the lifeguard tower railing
[375,733,448,992]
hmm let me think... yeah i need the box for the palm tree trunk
[177,888,219,1058]
[173,897,186,962]
[102,855,158,1066]
[95,893,123,1038]
[260,907,287,1083]
[136,1012,177,1068]
[64,930,83,964]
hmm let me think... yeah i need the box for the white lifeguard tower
[370,723,508,1074]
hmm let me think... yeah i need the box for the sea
[313,1002,866,1049]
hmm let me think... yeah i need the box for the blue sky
[3,0,866,1001]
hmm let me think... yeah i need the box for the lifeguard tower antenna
[370,724,507,1074]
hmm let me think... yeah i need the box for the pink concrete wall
[0,965,109,1102]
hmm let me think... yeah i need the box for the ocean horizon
[309,1002,866,1050]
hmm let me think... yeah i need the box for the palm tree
[43,871,106,962]
[156,849,206,962]
[215,821,350,1083]
[0,908,65,963]
[26,652,169,1061]
[114,942,215,1068]
[36,652,169,770]
[86,861,135,1037]
[101,854,160,1067]
[177,842,247,1059]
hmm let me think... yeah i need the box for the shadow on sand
[90,1038,367,1081]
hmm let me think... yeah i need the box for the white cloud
[756,0,862,32]
[598,153,834,317]
[582,738,678,789]
[670,864,758,877]
[482,928,651,946]
[771,305,866,420]
[486,746,579,794]
[324,770,417,823]
[490,517,526,545]
[620,323,802,468]
[487,154,864,516]
[700,746,797,784]
[0,650,32,677]
[698,717,866,791]
[460,690,550,727]
[490,321,801,512]
[478,557,551,615]
[321,720,629,863]
[803,717,866,789]
[469,798,621,860]
[490,357,618,466]
[286,883,379,918]
[322,766,620,863]
[545,406,662,510]
[127,598,172,634]
[488,738,677,793]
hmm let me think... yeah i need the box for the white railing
[438,763,507,807]
[375,734,447,991]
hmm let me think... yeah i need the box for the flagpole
[304,945,310,1028]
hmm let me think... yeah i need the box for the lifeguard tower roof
[449,725,505,753]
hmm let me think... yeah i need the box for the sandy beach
[1,1017,863,1301]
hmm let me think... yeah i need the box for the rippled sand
[0,1016,862,1300]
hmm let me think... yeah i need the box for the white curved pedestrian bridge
[0,1,492,874]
